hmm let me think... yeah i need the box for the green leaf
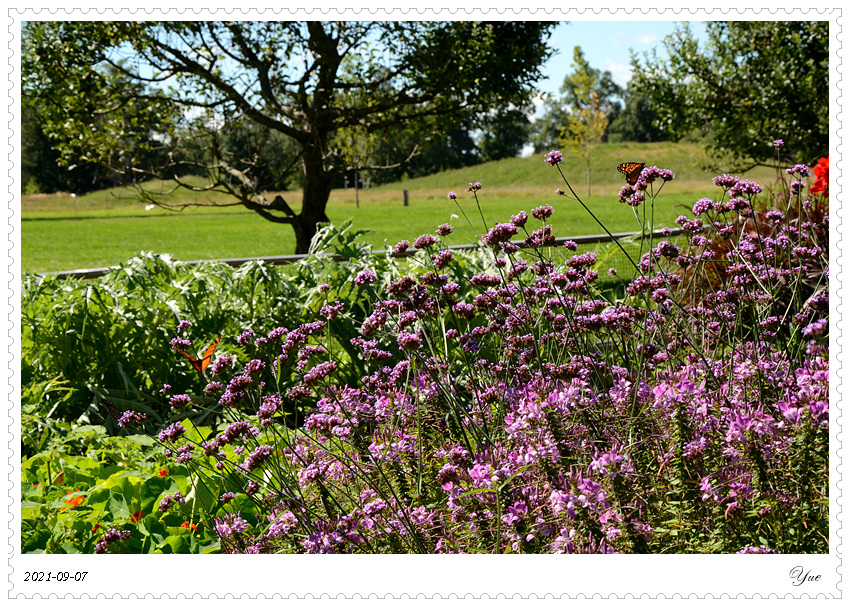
[157,535,191,554]
[60,541,83,554]
[107,493,131,519]
[139,476,172,515]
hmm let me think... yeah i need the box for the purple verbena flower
[355,269,377,285]
[531,205,554,221]
[413,233,438,249]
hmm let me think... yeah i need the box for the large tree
[630,21,829,168]
[24,21,555,253]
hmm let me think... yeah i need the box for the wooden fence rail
[45,228,684,280]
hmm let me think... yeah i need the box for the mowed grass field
[21,142,781,273]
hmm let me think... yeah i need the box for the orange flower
[130,510,144,523]
[181,521,197,531]
[61,490,84,511]
[157,469,168,477]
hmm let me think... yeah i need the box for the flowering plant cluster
[139,145,828,554]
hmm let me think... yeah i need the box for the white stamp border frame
[5,3,843,601]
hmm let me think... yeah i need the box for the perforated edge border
[5,5,843,601]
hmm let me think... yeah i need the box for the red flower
[130,510,144,523]
[157,469,168,477]
[181,521,197,531]
[810,156,828,197]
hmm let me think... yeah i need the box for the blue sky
[537,21,708,97]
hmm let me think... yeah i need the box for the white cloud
[629,32,661,46]
[609,30,661,48]
[605,60,633,88]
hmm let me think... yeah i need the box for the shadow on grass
[21,210,246,222]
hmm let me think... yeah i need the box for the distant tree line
[21,82,540,195]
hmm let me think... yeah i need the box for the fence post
[403,189,409,207]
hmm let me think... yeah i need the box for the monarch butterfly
[177,335,221,375]
[101,397,123,422]
[617,162,645,185]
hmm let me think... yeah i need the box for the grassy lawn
[21,142,781,273]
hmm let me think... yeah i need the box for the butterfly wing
[101,397,123,422]
[200,335,221,372]
[618,162,645,185]
[175,335,221,375]
[177,348,203,375]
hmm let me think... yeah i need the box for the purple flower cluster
[169,393,192,410]
[170,337,191,352]
[483,223,518,246]
[413,233,438,249]
[157,422,186,444]
[117,409,147,428]
[531,205,554,221]
[355,269,377,285]
[158,491,185,512]
[544,150,563,165]
[94,528,131,554]
[153,158,826,555]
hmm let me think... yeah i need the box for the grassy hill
[22,142,783,273]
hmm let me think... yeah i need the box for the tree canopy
[477,104,533,163]
[23,21,555,252]
[630,21,829,168]
[530,46,622,154]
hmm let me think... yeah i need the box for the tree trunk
[294,144,332,255]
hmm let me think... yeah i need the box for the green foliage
[19,239,336,436]
[607,90,668,144]
[477,105,533,162]
[529,94,571,154]
[630,21,829,166]
[23,21,556,253]
[21,223,501,452]
[211,117,304,192]
[20,98,104,195]
[19,421,238,554]
[559,46,623,129]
